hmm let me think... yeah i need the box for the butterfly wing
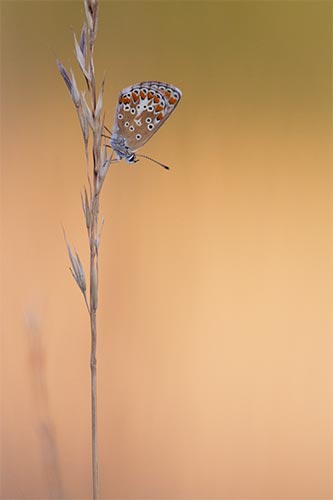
[112,81,182,152]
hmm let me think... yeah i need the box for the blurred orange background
[1,1,332,499]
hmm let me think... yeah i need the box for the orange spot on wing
[148,91,154,99]
[132,92,139,102]
[140,90,146,98]
[156,112,163,121]
[169,96,177,105]
[153,95,160,103]
[164,90,171,98]
[155,104,163,112]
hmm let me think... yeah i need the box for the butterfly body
[110,134,136,164]
[110,81,182,166]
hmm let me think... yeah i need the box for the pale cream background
[1,1,332,499]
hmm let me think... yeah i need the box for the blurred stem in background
[25,312,65,499]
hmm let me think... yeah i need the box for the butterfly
[105,81,182,170]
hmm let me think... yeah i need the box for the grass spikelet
[58,1,115,498]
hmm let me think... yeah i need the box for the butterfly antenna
[104,125,112,135]
[136,154,170,170]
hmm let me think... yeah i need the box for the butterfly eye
[126,153,136,163]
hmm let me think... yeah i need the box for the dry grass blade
[74,32,91,81]
[57,60,83,111]
[78,108,89,145]
[81,187,91,230]
[57,60,72,94]
[81,92,95,130]
[70,69,81,107]
[58,1,114,497]
[85,0,99,41]
[100,151,113,182]
[63,228,87,293]
[80,23,87,57]
[84,0,94,32]
[74,250,86,291]
[96,215,104,249]
[95,76,105,120]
